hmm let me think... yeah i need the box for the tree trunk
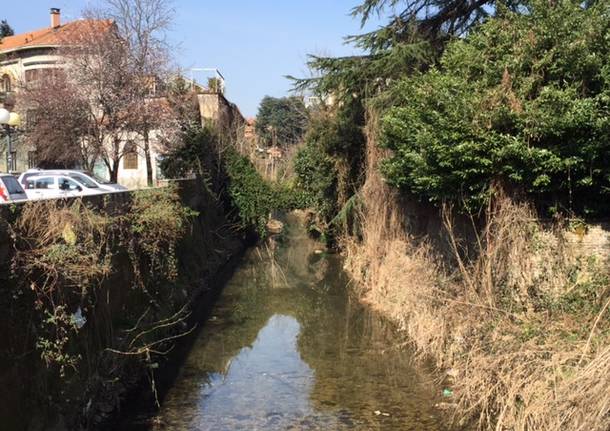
[109,159,119,183]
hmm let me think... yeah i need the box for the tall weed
[343,110,610,431]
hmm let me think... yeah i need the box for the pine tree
[0,20,14,38]
[292,1,528,98]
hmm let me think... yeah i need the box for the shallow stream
[124,216,445,430]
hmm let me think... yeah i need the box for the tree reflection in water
[140,214,444,430]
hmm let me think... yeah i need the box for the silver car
[0,173,28,203]
[19,169,127,192]
[24,174,108,200]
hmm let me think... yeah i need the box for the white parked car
[24,174,105,200]
[0,173,28,203]
[19,169,127,192]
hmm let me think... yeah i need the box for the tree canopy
[0,20,14,38]
[294,0,520,99]
[379,1,610,215]
[255,96,308,147]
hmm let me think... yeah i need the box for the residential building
[0,8,112,174]
[0,8,246,188]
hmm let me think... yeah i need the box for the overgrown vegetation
[291,1,610,429]
[344,122,610,430]
[161,125,300,237]
[5,186,197,426]
[224,148,287,236]
[126,186,198,288]
[380,2,610,215]
[12,200,114,375]
[293,101,366,233]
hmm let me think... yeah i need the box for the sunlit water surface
[125,216,445,430]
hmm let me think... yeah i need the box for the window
[24,68,61,88]
[1,74,11,93]
[123,142,138,170]
[68,173,98,188]
[25,69,40,85]
[27,177,56,190]
[26,109,40,129]
[27,151,38,169]
[58,177,81,191]
[0,176,25,195]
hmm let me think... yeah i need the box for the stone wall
[0,179,244,431]
[564,222,610,258]
[392,194,610,263]
[197,92,245,135]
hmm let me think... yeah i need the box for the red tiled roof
[0,19,114,53]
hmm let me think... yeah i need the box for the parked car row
[0,169,127,204]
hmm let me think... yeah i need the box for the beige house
[1,8,246,188]
[0,9,113,175]
[0,9,167,188]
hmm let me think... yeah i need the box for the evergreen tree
[0,20,14,38]
[255,96,308,147]
[380,1,610,216]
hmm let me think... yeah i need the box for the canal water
[128,216,445,430]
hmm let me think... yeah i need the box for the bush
[293,103,365,227]
[380,1,610,216]
[294,140,338,221]
[223,148,277,236]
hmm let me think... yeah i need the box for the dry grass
[14,199,113,296]
[342,110,610,430]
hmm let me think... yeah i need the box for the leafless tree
[19,72,100,170]
[98,0,175,186]
[126,94,181,182]
[64,22,139,182]
[102,0,173,74]
[20,0,177,183]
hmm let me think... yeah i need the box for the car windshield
[20,173,39,185]
[68,173,99,188]
[1,176,25,194]
[86,172,113,185]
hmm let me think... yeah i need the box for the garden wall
[0,179,244,431]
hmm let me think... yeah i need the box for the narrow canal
[124,215,445,430]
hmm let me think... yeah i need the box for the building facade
[0,9,163,188]
[1,8,246,188]
[0,9,115,175]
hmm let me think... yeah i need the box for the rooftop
[0,18,114,54]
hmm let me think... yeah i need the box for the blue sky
[4,1,386,117]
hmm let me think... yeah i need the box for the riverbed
[122,216,445,430]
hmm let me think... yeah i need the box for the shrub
[380,1,610,216]
[293,140,338,221]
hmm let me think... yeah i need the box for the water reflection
[146,215,444,430]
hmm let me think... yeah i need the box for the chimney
[50,8,61,29]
